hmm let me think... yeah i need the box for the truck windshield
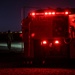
[52,16,69,37]
[30,15,69,39]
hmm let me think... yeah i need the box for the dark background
[0,0,75,32]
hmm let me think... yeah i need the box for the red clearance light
[31,33,35,37]
[43,41,47,44]
[41,40,48,45]
[49,12,51,15]
[54,40,59,44]
[31,12,35,16]
[65,11,69,15]
[52,12,55,15]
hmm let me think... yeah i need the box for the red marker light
[31,33,35,37]
[54,40,59,44]
[49,12,51,15]
[65,11,69,15]
[31,12,35,16]
[52,12,55,15]
[45,12,48,15]
[43,41,47,44]
[41,40,48,45]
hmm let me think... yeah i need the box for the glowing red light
[49,12,51,15]
[43,41,47,44]
[30,61,33,64]
[45,12,48,15]
[45,12,55,15]
[20,33,22,38]
[52,12,55,15]
[54,40,59,44]
[31,33,35,37]
[41,40,47,45]
[65,11,69,15]
[31,12,35,16]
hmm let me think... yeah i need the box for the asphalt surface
[0,42,24,52]
[0,42,75,75]
[0,68,75,75]
[0,42,75,68]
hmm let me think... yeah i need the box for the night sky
[0,0,75,32]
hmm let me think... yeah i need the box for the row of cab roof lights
[30,11,70,16]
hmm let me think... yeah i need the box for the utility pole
[21,7,25,20]
[21,6,41,20]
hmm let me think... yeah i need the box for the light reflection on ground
[0,42,24,52]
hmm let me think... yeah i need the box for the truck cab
[21,8,75,59]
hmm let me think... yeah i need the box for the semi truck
[21,8,75,60]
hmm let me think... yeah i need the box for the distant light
[42,60,45,64]
[19,31,22,33]
[20,33,22,38]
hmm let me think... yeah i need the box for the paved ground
[0,68,75,75]
[0,42,75,75]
